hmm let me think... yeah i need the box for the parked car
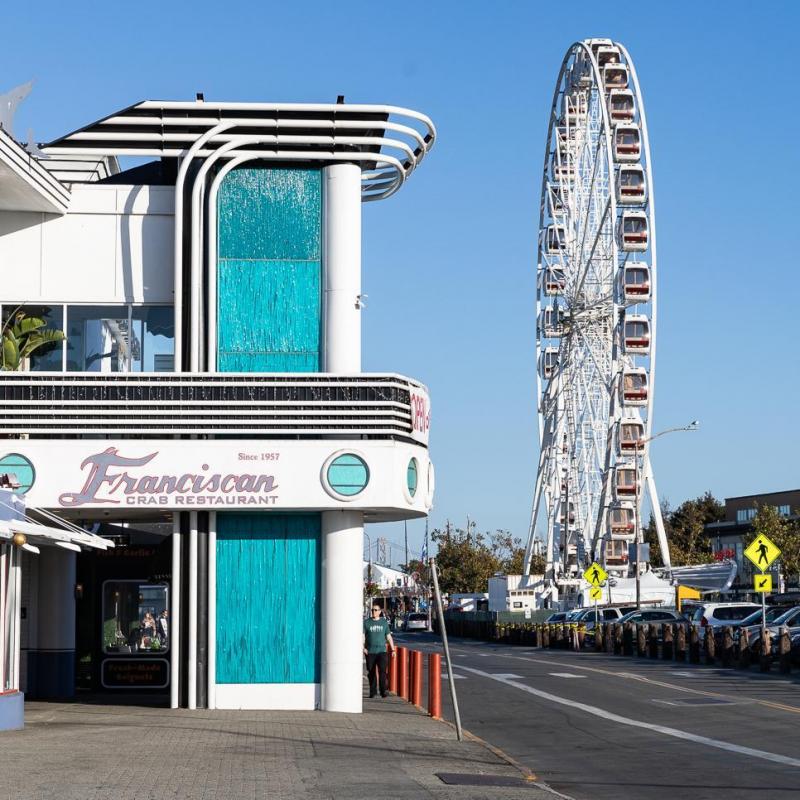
[402,612,429,632]
[733,605,795,643]
[544,611,570,623]
[688,602,760,638]
[617,608,688,625]
[746,606,800,654]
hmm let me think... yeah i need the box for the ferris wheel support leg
[643,457,670,569]
[524,426,554,576]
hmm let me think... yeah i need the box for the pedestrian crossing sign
[744,534,781,572]
[589,586,603,601]
[754,574,772,593]
[583,562,608,587]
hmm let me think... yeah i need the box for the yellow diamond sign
[583,562,608,587]
[589,586,603,601]
[744,534,781,572]
[754,574,772,593]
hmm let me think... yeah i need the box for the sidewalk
[1,689,555,800]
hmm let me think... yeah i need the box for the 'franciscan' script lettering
[58,447,278,507]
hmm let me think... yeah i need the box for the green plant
[1,309,65,371]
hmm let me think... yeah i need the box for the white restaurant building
[0,96,435,717]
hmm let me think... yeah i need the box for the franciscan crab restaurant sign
[8,439,432,516]
[58,447,279,508]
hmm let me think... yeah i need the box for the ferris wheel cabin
[539,347,560,379]
[551,152,575,183]
[548,188,564,216]
[621,262,651,303]
[538,307,564,339]
[608,89,636,123]
[619,211,648,251]
[561,91,587,126]
[614,465,638,498]
[542,267,566,295]
[560,501,576,525]
[623,314,651,355]
[613,124,641,162]
[608,503,635,537]
[617,166,646,204]
[587,38,614,58]
[602,64,629,90]
[604,538,629,568]
[617,420,645,453]
[621,368,648,406]
[556,126,578,149]
[545,224,567,254]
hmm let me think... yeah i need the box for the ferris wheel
[523,39,670,586]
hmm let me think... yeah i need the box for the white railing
[0,373,431,445]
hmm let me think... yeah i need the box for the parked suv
[689,602,760,638]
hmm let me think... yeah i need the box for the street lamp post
[633,420,699,610]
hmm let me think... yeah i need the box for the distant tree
[643,492,724,567]
[528,553,547,575]
[431,525,501,594]
[489,530,526,574]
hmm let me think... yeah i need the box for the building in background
[0,96,436,712]
[706,489,800,597]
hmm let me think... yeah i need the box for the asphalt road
[395,632,800,800]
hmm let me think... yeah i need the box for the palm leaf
[19,329,65,359]
[2,335,20,370]
[11,316,46,338]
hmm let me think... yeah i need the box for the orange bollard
[388,645,398,694]
[428,652,442,718]
[397,647,409,700]
[410,650,423,706]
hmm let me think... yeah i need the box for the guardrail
[438,616,796,675]
[0,372,430,444]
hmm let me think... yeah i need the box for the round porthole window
[406,458,419,499]
[325,453,369,498]
[0,453,35,494]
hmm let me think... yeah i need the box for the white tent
[363,561,418,591]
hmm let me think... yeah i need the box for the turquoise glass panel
[327,454,369,497]
[217,168,321,372]
[407,458,418,497]
[216,513,321,684]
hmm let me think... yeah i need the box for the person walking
[363,605,396,698]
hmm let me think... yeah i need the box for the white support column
[188,511,198,710]
[0,544,6,691]
[207,511,217,710]
[320,510,364,713]
[35,548,75,697]
[322,164,362,373]
[11,546,21,690]
[170,514,181,709]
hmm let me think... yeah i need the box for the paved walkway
[1,690,554,800]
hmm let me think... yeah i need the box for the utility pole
[404,520,409,570]
[431,557,463,742]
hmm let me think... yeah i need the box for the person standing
[363,605,396,698]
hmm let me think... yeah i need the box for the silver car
[403,612,429,632]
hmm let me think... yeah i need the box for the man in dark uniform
[363,605,396,698]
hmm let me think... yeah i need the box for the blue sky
[3,1,798,562]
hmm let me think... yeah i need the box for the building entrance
[74,521,171,696]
